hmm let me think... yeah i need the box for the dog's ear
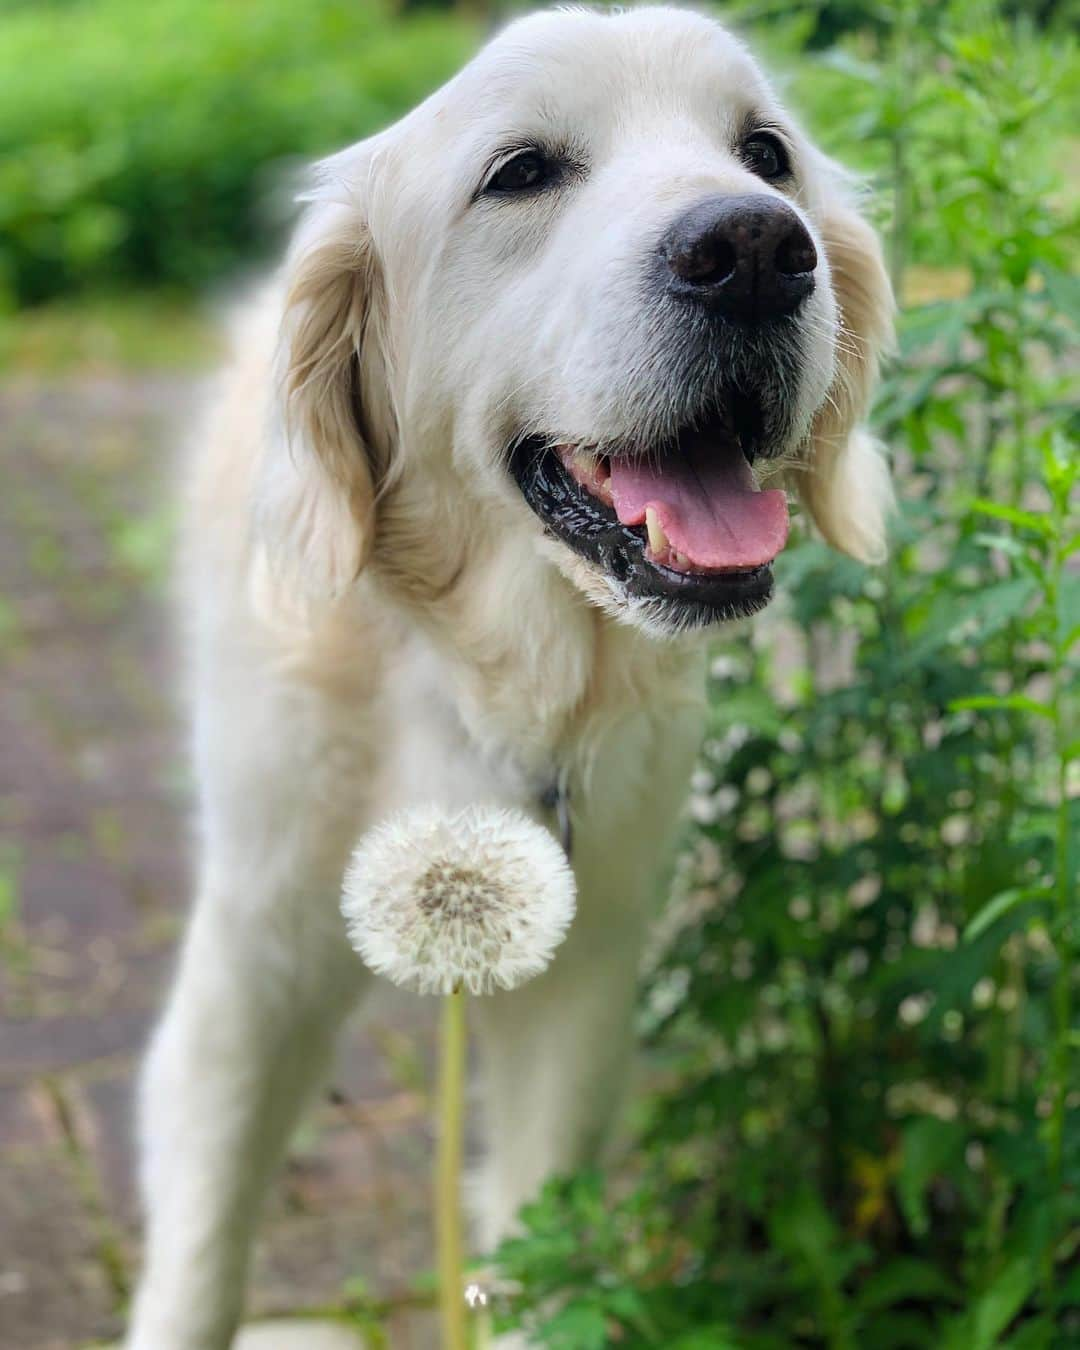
[256,150,386,604]
[791,195,895,565]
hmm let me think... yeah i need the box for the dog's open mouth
[508,397,789,624]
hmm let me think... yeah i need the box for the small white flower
[341,804,576,995]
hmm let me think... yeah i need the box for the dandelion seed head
[341,804,577,995]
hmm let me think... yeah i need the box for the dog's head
[260,6,893,637]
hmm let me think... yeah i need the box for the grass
[0,291,217,373]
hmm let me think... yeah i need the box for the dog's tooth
[571,448,598,476]
[673,550,691,568]
[645,507,667,556]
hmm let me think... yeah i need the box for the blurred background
[0,1,1077,1347]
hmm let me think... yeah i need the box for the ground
[0,373,440,1349]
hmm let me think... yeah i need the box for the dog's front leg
[472,738,694,1250]
[125,875,370,1350]
[473,877,651,1249]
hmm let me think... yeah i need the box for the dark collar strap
[538,769,573,860]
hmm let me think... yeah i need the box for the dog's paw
[109,1322,369,1350]
[492,1332,532,1350]
[234,1324,369,1349]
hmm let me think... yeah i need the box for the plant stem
[1039,458,1077,1307]
[1047,527,1073,1197]
[437,989,468,1350]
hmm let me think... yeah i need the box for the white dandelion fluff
[341,804,577,995]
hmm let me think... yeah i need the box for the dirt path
[0,376,437,1349]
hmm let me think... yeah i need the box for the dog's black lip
[507,432,776,624]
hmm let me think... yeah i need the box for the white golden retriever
[125,8,892,1346]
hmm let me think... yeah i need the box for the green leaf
[899,577,1037,672]
[1059,576,1080,650]
[769,1183,866,1347]
[604,1285,653,1336]
[964,888,1049,943]
[856,1257,962,1313]
[535,1302,610,1350]
[897,1118,964,1238]
[707,687,786,739]
[972,532,1031,561]
[1049,1259,1080,1310]
[669,1330,744,1350]
[999,1318,1056,1350]
[861,1310,941,1350]
[770,1186,842,1270]
[970,1258,1037,1350]
[970,500,1052,535]
[950,694,1054,721]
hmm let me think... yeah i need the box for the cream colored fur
[125,10,892,1348]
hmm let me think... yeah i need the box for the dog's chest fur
[354,572,709,852]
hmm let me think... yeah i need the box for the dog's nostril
[775,229,817,277]
[672,236,737,285]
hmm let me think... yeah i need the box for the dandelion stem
[474,1303,494,1350]
[436,987,468,1350]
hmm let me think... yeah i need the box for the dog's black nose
[660,193,817,323]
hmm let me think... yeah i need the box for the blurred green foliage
[0,0,476,306]
[727,0,1078,49]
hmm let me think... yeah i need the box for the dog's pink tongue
[609,449,788,570]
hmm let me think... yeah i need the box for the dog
[124,8,892,1346]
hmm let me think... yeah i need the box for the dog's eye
[740,132,790,181]
[486,150,551,195]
